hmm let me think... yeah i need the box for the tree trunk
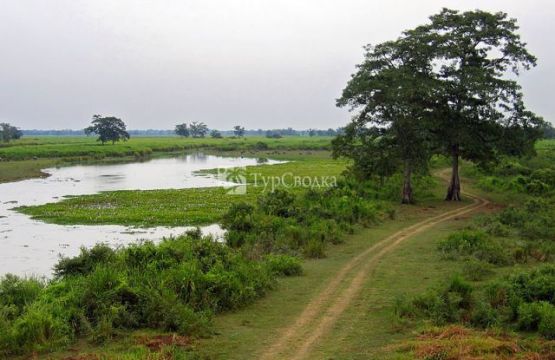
[401,160,413,204]
[445,145,461,201]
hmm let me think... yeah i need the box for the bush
[0,235,281,355]
[462,260,494,281]
[303,239,326,258]
[264,255,303,276]
[221,185,384,258]
[539,305,555,339]
[438,229,510,265]
[471,301,499,328]
[409,276,474,325]
[252,141,269,151]
[438,230,487,255]
[54,244,116,277]
[0,275,44,315]
[517,302,545,330]
[517,301,555,338]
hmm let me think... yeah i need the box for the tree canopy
[233,126,245,137]
[335,37,435,203]
[411,8,544,200]
[334,8,544,203]
[0,123,23,143]
[210,129,223,138]
[175,123,190,137]
[189,122,209,138]
[84,115,130,144]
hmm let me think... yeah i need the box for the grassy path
[260,189,488,359]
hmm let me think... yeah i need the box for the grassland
[0,136,333,161]
[38,176,486,359]
[3,137,554,359]
[0,159,57,183]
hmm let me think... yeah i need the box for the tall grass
[0,234,303,356]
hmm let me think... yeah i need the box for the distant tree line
[21,126,343,138]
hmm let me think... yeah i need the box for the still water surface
[0,154,276,277]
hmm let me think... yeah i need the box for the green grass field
[0,136,333,161]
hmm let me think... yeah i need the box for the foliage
[263,255,303,276]
[84,115,130,144]
[335,35,434,203]
[0,123,23,143]
[399,265,555,339]
[221,184,385,258]
[175,123,190,137]
[0,233,299,356]
[210,129,223,138]
[437,230,510,265]
[233,126,245,137]
[189,122,209,138]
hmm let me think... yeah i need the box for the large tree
[84,115,130,144]
[175,123,190,137]
[408,9,543,200]
[0,123,23,143]
[189,122,209,138]
[335,39,434,203]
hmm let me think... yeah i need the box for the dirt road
[260,185,489,360]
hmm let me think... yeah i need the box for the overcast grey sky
[1,1,553,130]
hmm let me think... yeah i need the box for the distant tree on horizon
[175,123,190,137]
[233,125,245,137]
[210,129,223,138]
[0,123,23,143]
[190,122,209,138]
[84,115,130,144]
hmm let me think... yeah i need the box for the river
[0,153,276,277]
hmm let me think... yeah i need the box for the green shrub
[54,244,116,277]
[303,238,326,258]
[221,203,255,234]
[539,305,555,339]
[0,234,281,355]
[438,230,509,265]
[517,302,545,330]
[525,180,550,195]
[531,168,555,187]
[409,276,474,325]
[462,260,494,281]
[516,301,555,338]
[471,301,499,328]
[257,189,297,217]
[0,275,44,315]
[438,230,487,255]
[264,255,303,276]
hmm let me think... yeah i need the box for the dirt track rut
[260,183,489,360]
